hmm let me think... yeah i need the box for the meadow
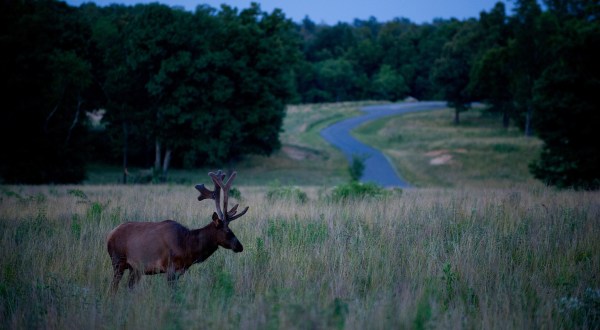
[0,184,598,329]
[1,103,599,329]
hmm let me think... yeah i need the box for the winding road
[320,101,446,188]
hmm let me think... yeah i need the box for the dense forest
[1,0,598,189]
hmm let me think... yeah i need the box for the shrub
[348,154,367,181]
[266,185,308,204]
[229,187,242,201]
[330,181,397,201]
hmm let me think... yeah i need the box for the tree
[470,46,514,128]
[85,4,154,183]
[0,0,95,183]
[431,20,480,124]
[413,19,462,100]
[126,4,197,180]
[469,2,514,128]
[189,4,301,166]
[529,11,600,189]
[510,0,544,136]
[88,3,301,179]
[316,59,357,102]
[372,65,409,101]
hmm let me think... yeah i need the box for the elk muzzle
[231,238,243,253]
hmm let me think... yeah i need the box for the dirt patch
[298,123,308,133]
[424,149,461,165]
[282,145,321,161]
[430,154,453,165]
[425,149,449,157]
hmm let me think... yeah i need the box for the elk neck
[186,223,220,264]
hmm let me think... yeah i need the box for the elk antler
[195,170,248,224]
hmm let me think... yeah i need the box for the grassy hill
[353,106,544,188]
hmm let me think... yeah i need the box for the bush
[330,181,398,201]
[229,187,242,201]
[266,185,308,204]
[348,154,367,181]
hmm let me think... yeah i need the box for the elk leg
[109,259,127,294]
[167,267,181,288]
[127,269,141,290]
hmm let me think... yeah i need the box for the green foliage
[297,17,461,102]
[372,64,409,101]
[266,183,308,204]
[68,189,89,201]
[557,288,600,329]
[1,1,301,183]
[0,0,93,183]
[327,297,349,329]
[348,154,367,182]
[529,17,600,189]
[212,270,235,301]
[266,218,328,246]
[229,187,242,201]
[330,181,394,201]
[441,262,458,308]
[413,289,433,330]
[71,214,82,238]
[431,20,481,124]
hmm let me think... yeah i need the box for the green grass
[353,107,544,188]
[0,184,598,329]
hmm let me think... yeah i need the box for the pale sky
[65,0,515,24]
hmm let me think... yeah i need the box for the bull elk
[106,170,248,293]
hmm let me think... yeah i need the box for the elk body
[106,171,248,293]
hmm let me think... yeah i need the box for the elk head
[195,170,249,252]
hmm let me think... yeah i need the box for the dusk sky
[65,0,515,24]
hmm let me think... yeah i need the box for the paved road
[320,101,446,188]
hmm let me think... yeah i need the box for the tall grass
[1,184,598,329]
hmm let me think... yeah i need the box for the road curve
[320,101,446,188]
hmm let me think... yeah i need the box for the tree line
[1,0,598,189]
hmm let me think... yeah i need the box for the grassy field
[2,103,599,329]
[0,184,598,329]
[353,107,544,188]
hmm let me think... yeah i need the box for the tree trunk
[454,108,460,125]
[525,106,533,137]
[65,94,82,145]
[161,148,172,182]
[122,122,129,184]
[502,111,509,129]
[154,139,161,173]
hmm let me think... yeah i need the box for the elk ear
[212,212,222,227]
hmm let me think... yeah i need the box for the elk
[106,170,248,293]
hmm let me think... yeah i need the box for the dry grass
[1,184,599,329]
